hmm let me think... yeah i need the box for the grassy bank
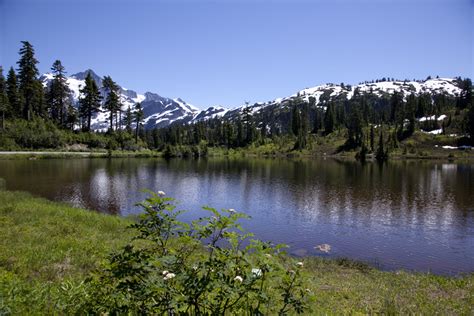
[0,191,132,314]
[1,132,473,162]
[0,191,473,314]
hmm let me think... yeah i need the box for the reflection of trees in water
[0,158,472,229]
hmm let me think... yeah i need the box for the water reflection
[0,158,473,274]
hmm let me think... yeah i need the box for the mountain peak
[71,69,102,84]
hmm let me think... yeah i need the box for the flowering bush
[79,191,311,314]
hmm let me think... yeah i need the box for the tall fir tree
[124,105,133,133]
[47,60,71,126]
[324,102,336,135]
[134,102,144,143]
[17,41,43,120]
[0,67,9,129]
[78,72,102,131]
[103,76,121,132]
[6,67,21,118]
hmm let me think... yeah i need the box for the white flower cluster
[157,191,166,196]
[162,270,176,280]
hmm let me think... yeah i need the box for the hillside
[40,70,464,132]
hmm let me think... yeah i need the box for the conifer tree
[78,72,102,131]
[6,67,21,118]
[0,67,9,129]
[103,76,121,132]
[47,60,71,126]
[291,105,301,136]
[124,105,133,133]
[370,125,375,152]
[17,41,43,120]
[134,102,144,143]
[324,102,335,135]
[376,129,388,162]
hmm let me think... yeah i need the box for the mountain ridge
[40,69,463,131]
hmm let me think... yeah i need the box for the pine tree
[324,102,335,135]
[0,67,9,129]
[291,105,301,136]
[17,41,43,120]
[370,125,375,152]
[78,72,102,131]
[103,76,121,132]
[376,129,388,162]
[6,67,21,118]
[66,103,78,130]
[346,103,364,148]
[242,105,254,145]
[47,60,71,126]
[124,105,133,133]
[406,93,416,137]
[134,102,144,143]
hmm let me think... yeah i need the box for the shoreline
[0,190,473,314]
[0,148,473,161]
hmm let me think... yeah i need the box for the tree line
[1,41,473,157]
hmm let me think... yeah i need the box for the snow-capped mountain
[41,70,463,131]
[218,77,463,122]
[41,69,200,130]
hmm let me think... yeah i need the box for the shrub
[77,191,311,314]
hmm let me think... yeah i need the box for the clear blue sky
[1,0,473,108]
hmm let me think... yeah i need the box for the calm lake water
[0,157,473,275]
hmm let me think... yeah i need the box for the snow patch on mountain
[41,70,463,130]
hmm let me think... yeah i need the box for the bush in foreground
[78,191,311,314]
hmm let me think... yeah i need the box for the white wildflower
[162,270,169,275]
[163,272,176,280]
[251,268,262,277]
[229,208,236,213]
[234,276,243,282]
[296,261,304,267]
[157,191,166,196]
[265,254,272,258]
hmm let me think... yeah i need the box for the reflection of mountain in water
[0,158,472,274]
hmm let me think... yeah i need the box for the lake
[0,157,473,275]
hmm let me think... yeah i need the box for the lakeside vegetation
[0,190,473,314]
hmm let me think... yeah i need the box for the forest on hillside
[1,41,473,160]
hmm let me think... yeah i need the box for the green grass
[0,191,473,314]
[0,191,132,314]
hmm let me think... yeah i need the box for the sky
[1,0,473,109]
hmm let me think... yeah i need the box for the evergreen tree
[0,67,9,129]
[124,105,133,133]
[103,76,121,132]
[457,78,472,110]
[78,72,102,131]
[405,93,416,137]
[134,102,144,143]
[66,103,78,130]
[47,60,71,126]
[346,103,364,148]
[370,125,375,152]
[17,41,43,120]
[242,105,255,145]
[291,105,301,136]
[376,129,388,162]
[6,67,21,118]
[324,102,335,134]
